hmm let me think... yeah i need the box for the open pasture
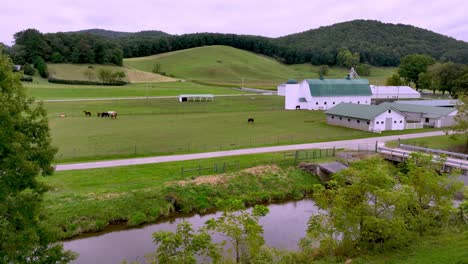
[26,79,244,100]
[45,96,435,162]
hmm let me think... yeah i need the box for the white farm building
[370,85,421,99]
[325,103,406,132]
[284,78,372,110]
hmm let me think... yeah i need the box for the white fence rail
[405,122,423,129]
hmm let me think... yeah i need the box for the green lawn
[42,151,328,239]
[387,135,467,153]
[26,79,244,100]
[124,45,396,89]
[44,96,437,162]
[347,229,468,264]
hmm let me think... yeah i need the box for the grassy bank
[42,151,330,239]
[386,135,467,153]
[341,229,468,264]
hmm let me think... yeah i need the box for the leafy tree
[112,71,126,81]
[399,153,463,235]
[451,94,468,151]
[417,72,432,92]
[97,68,113,83]
[83,68,95,81]
[33,56,49,78]
[205,199,269,263]
[13,29,50,63]
[386,73,403,86]
[23,63,36,76]
[51,52,64,63]
[336,49,360,68]
[151,221,220,264]
[398,54,435,89]
[152,63,161,74]
[427,62,467,95]
[0,50,76,263]
[318,65,329,76]
[355,63,371,76]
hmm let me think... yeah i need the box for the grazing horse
[100,112,109,118]
[83,111,91,117]
[247,118,254,123]
[107,111,118,119]
[295,105,300,110]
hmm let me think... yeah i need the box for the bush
[20,76,33,82]
[318,65,329,76]
[355,64,371,76]
[48,78,127,86]
[51,52,64,63]
[33,57,48,78]
[23,64,35,76]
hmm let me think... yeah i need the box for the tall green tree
[427,62,467,95]
[151,221,220,264]
[0,50,76,262]
[13,29,50,63]
[33,56,49,78]
[398,54,435,89]
[205,199,269,263]
[451,94,468,151]
[386,73,403,86]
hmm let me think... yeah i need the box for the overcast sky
[1,0,467,45]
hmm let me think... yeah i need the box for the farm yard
[44,95,437,162]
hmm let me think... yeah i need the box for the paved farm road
[55,131,445,171]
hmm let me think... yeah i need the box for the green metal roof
[380,102,456,118]
[325,103,398,120]
[286,79,299,84]
[306,79,371,97]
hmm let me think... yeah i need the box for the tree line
[387,54,468,96]
[8,20,468,68]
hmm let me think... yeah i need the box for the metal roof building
[370,85,421,99]
[394,99,459,107]
[284,78,372,110]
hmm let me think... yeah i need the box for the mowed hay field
[45,96,433,162]
[124,45,396,88]
[25,78,244,100]
[48,63,176,83]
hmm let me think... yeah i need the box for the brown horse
[247,118,254,123]
[83,111,91,117]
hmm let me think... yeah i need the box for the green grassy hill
[124,45,395,88]
[47,63,176,83]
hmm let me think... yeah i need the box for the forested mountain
[9,20,468,67]
[72,29,169,39]
[276,20,468,66]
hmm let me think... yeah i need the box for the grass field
[387,135,467,153]
[41,151,328,238]
[44,96,438,162]
[124,45,396,88]
[48,63,176,83]
[25,78,245,100]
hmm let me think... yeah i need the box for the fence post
[313,150,316,159]
[319,149,322,158]
[375,141,378,152]
[333,147,336,156]
[294,151,299,163]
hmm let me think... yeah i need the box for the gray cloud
[0,0,467,45]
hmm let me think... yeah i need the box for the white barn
[284,78,372,110]
[370,85,420,99]
[277,79,299,96]
[380,102,458,128]
[325,103,406,132]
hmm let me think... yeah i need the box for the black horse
[83,111,91,117]
[295,105,300,110]
[99,112,110,118]
[248,118,254,123]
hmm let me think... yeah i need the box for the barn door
[385,118,392,130]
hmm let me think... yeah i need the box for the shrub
[23,64,35,76]
[33,57,48,78]
[356,63,371,76]
[20,76,33,82]
[128,212,146,226]
[48,78,127,86]
[318,65,329,76]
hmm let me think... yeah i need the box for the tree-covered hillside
[276,20,468,66]
[9,20,468,67]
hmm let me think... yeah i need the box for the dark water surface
[64,199,319,264]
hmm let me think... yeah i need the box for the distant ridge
[71,28,169,38]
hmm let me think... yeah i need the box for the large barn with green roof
[283,77,372,110]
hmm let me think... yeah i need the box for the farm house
[284,77,372,110]
[325,103,406,132]
[380,102,458,128]
[370,85,420,99]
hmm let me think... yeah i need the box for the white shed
[370,85,420,99]
[325,103,407,132]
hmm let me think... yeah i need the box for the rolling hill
[124,45,395,87]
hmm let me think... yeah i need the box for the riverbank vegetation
[127,154,466,264]
[42,152,331,239]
